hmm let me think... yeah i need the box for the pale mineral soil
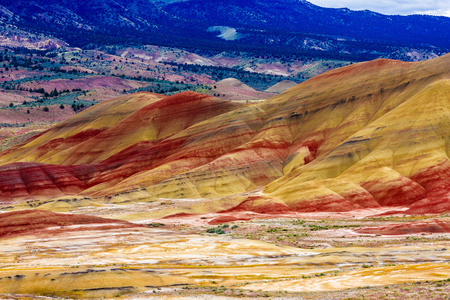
[121,279,450,299]
[0,202,449,299]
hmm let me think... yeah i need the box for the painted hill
[210,78,275,101]
[355,219,450,235]
[216,78,256,91]
[0,209,140,239]
[1,54,450,216]
[265,80,298,93]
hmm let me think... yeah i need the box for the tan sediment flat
[242,263,450,292]
[0,220,449,298]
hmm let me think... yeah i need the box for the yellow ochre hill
[0,54,449,216]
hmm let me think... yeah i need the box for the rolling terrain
[0,54,449,298]
[1,0,449,61]
[0,42,319,157]
[1,1,450,298]
[2,0,449,156]
[1,54,449,216]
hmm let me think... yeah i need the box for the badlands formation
[0,54,449,298]
[265,80,298,93]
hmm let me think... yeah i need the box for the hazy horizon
[308,0,450,17]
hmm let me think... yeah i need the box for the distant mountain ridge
[163,0,450,48]
[1,0,449,59]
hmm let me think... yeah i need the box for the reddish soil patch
[0,163,89,203]
[0,209,140,239]
[21,76,148,93]
[208,210,305,225]
[310,58,410,84]
[162,212,193,219]
[208,214,253,225]
[219,196,290,214]
[0,105,75,124]
[356,219,450,235]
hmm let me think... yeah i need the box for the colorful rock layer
[1,54,450,215]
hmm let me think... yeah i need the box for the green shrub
[147,223,165,228]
